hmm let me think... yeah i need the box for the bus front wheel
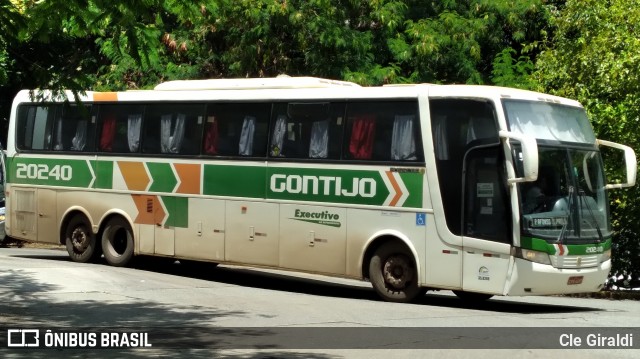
[101,217,134,267]
[65,215,100,263]
[369,243,424,303]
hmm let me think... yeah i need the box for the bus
[4,76,636,303]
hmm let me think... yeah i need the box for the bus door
[461,145,512,294]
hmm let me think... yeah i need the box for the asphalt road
[0,247,638,358]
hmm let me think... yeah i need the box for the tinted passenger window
[343,101,422,162]
[143,104,204,155]
[269,102,345,160]
[52,104,95,152]
[16,105,58,151]
[204,103,271,157]
[97,105,145,153]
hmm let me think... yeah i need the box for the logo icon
[7,329,40,347]
[478,266,490,281]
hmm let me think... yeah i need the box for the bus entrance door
[461,147,511,295]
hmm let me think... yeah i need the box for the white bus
[4,77,636,303]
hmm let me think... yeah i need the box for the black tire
[101,217,134,267]
[453,290,493,302]
[65,215,100,263]
[369,242,424,303]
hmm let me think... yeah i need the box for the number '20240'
[16,163,72,181]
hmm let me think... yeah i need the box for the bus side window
[97,105,145,154]
[203,116,219,155]
[344,100,421,162]
[270,114,288,157]
[269,102,340,160]
[308,119,329,159]
[348,114,376,160]
[53,105,95,152]
[99,114,116,152]
[17,105,57,151]
[391,115,417,160]
[206,102,270,158]
[142,104,203,155]
[238,116,256,156]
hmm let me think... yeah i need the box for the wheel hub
[383,255,413,290]
[71,228,88,251]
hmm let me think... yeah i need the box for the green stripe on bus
[202,164,266,198]
[520,236,554,253]
[8,157,424,208]
[147,163,177,193]
[265,167,423,207]
[93,160,113,189]
[9,157,94,188]
[398,171,423,208]
[161,196,189,228]
[520,236,612,255]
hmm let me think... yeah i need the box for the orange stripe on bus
[118,161,150,191]
[92,92,118,102]
[174,163,201,194]
[132,195,165,225]
[385,171,402,206]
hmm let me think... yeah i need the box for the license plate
[532,218,552,227]
[567,276,584,285]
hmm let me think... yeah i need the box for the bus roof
[153,76,361,91]
[12,77,582,108]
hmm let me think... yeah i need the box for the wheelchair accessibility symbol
[416,213,426,226]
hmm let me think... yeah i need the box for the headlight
[0,215,5,221]
[512,247,552,265]
[600,249,612,263]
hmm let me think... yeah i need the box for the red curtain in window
[100,115,116,151]
[203,120,219,155]
[349,115,376,159]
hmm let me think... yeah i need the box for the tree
[534,0,640,280]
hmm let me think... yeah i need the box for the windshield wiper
[557,186,574,244]
[579,189,604,242]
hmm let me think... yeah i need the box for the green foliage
[0,0,24,87]
[534,0,640,276]
[0,0,549,89]
[491,48,535,89]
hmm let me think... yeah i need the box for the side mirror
[499,130,539,184]
[597,139,637,189]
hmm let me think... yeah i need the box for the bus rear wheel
[369,243,423,303]
[65,215,100,263]
[101,217,134,267]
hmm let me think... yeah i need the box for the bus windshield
[519,146,611,243]
[503,100,596,144]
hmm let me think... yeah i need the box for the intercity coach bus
[4,77,636,302]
